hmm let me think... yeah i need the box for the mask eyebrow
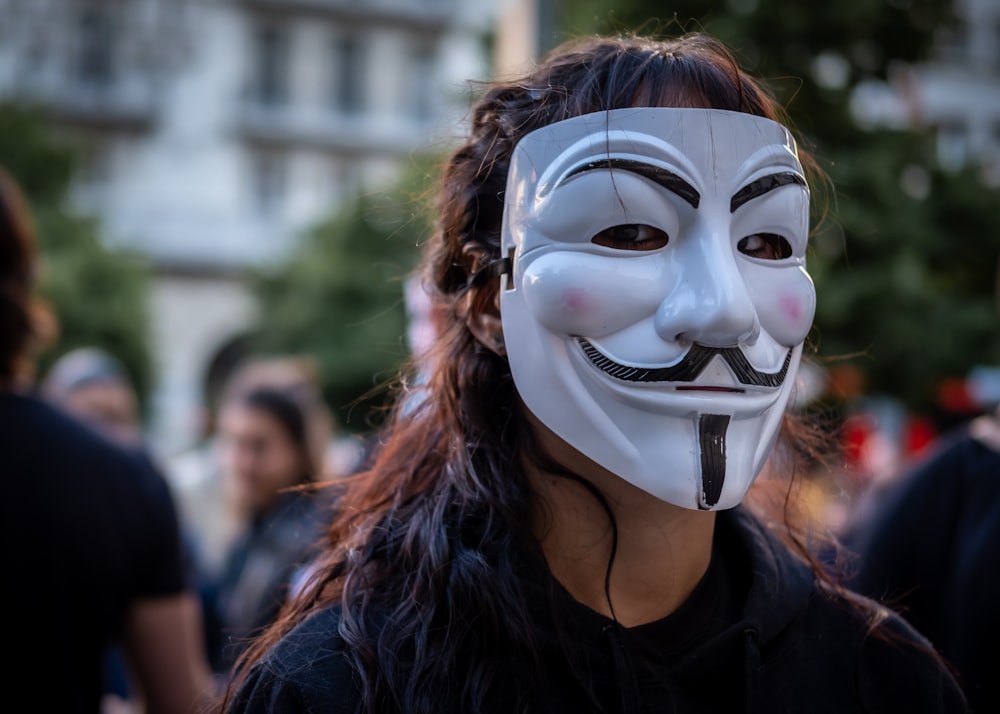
[730,172,806,213]
[557,158,701,209]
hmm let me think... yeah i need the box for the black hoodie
[227,508,967,713]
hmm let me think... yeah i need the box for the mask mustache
[577,338,792,387]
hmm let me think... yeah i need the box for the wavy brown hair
[222,32,837,713]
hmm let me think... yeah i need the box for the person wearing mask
[219,33,966,713]
[0,166,214,713]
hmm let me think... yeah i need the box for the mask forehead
[502,107,805,257]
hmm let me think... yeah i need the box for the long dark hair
[223,33,834,712]
[0,168,40,388]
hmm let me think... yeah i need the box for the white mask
[499,108,814,510]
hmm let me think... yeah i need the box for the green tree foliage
[250,161,436,432]
[557,0,1000,414]
[0,102,153,402]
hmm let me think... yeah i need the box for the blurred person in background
[41,345,210,712]
[168,354,340,593]
[844,396,1000,713]
[205,382,332,677]
[220,33,964,713]
[42,346,145,447]
[0,166,214,712]
[219,356,336,474]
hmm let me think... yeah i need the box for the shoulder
[1,391,102,452]
[227,606,361,713]
[799,587,968,712]
[844,429,1000,584]
[0,391,175,513]
[0,391,155,477]
[722,508,967,712]
[884,429,997,503]
[857,600,968,712]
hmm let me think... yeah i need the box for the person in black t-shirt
[40,344,209,710]
[218,34,966,714]
[0,166,214,713]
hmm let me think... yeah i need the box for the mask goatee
[698,414,730,509]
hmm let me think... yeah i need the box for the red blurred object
[841,413,874,471]
[937,378,978,414]
[903,415,936,457]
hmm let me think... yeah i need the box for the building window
[937,123,969,171]
[79,139,113,186]
[409,43,436,123]
[332,157,361,203]
[73,138,114,208]
[251,151,287,217]
[76,5,117,89]
[333,35,365,115]
[936,28,966,65]
[995,22,1000,70]
[251,25,289,107]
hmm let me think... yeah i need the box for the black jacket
[226,508,966,713]
[210,490,328,673]
[844,426,1000,714]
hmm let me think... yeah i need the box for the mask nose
[654,232,760,348]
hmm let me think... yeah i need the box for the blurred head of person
[217,355,336,475]
[42,347,141,446]
[217,386,317,515]
[0,167,54,390]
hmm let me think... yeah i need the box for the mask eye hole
[738,233,792,260]
[591,224,669,251]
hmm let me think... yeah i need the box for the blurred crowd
[1,162,447,712]
[3,145,999,713]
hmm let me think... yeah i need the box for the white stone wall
[147,273,259,458]
[0,0,497,455]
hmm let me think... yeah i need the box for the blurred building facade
[851,0,1000,183]
[0,0,495,454]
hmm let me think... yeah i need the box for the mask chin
[501,292,803,510]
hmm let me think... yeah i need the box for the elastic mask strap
[466,256,511,290]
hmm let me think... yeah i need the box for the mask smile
[676,385,744,393]
[577,338,792,388]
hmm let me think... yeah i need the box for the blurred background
[1,0,998,526]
